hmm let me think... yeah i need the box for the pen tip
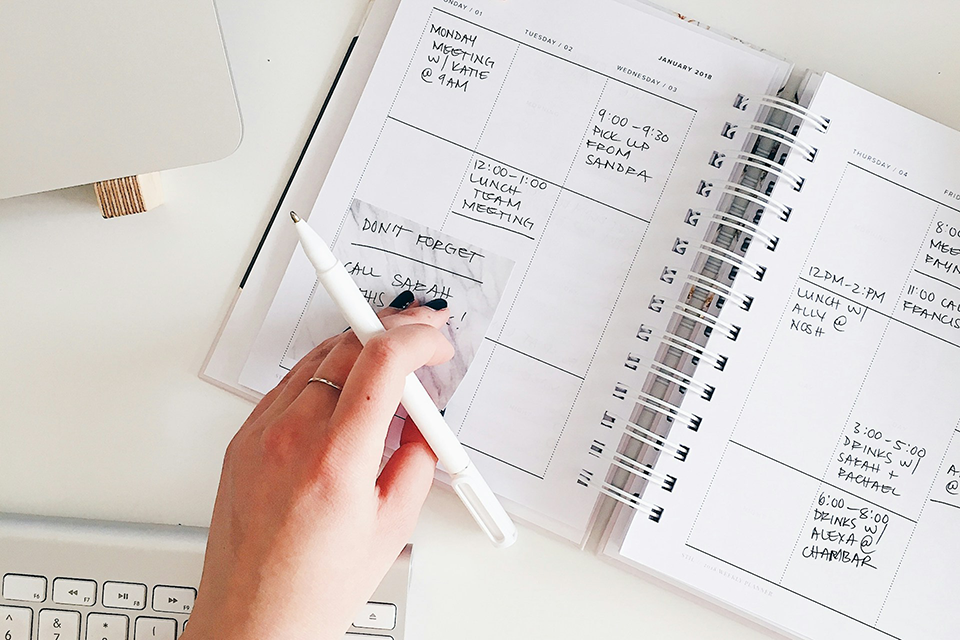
[290,211,301,224]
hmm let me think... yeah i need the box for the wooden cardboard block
[94,173,163,218]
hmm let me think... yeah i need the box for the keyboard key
[87,613,129,640]
[352,602,397,630]
[52,578,97,607]
[134,617,176,640]
[0,606,33,640]
[103,583,147,610]
[39,610,81,640]
[2,574,47,603]
[151,586,194,615]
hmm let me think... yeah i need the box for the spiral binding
[697,241,767,280]
[624,352,716,399]
[735,93,831,132]
[680,269,754,312]
[580,91,829,523]
[672,301,741,341]
[703,209,781,250]
[710,150,805,191]
[601,410,691,460]
[634,325,727,371]
[721,119,820,162]
[698,180,793,221]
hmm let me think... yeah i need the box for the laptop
[0,0,242,199]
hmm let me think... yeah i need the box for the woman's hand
[182,295,453,640]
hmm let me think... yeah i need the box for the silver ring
[307,377,342,392]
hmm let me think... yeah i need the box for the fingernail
[424,298,448,310]
[389,290,415,309]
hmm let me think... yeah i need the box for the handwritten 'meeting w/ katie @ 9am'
[240,199,514,408]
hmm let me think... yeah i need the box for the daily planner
[236,0,788,537]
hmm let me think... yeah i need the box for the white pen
[289,211,518,548]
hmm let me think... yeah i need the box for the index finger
[327,323,453,467]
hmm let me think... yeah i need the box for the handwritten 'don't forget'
[330,199,514,407]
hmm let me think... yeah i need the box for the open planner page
[240,0,790,541]
[617,73,960,639]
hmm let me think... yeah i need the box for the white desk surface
[2,1,958,637]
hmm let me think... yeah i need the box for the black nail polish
[424,298,448,310]
[389,290,415,309]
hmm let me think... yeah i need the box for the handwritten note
[419,23,499,94]
[239,200,513,408]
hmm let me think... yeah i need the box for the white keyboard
[0,514,411,640]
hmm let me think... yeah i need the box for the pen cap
[451,463,519,548]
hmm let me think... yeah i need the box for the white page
[240,0,790,541]
[620,74,960,639]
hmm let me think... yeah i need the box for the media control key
[352,602,397,630]
[103,582,147,610]
[151,586,196,614]
[52,578,97,607]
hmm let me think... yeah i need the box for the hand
[182,297,453,640]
